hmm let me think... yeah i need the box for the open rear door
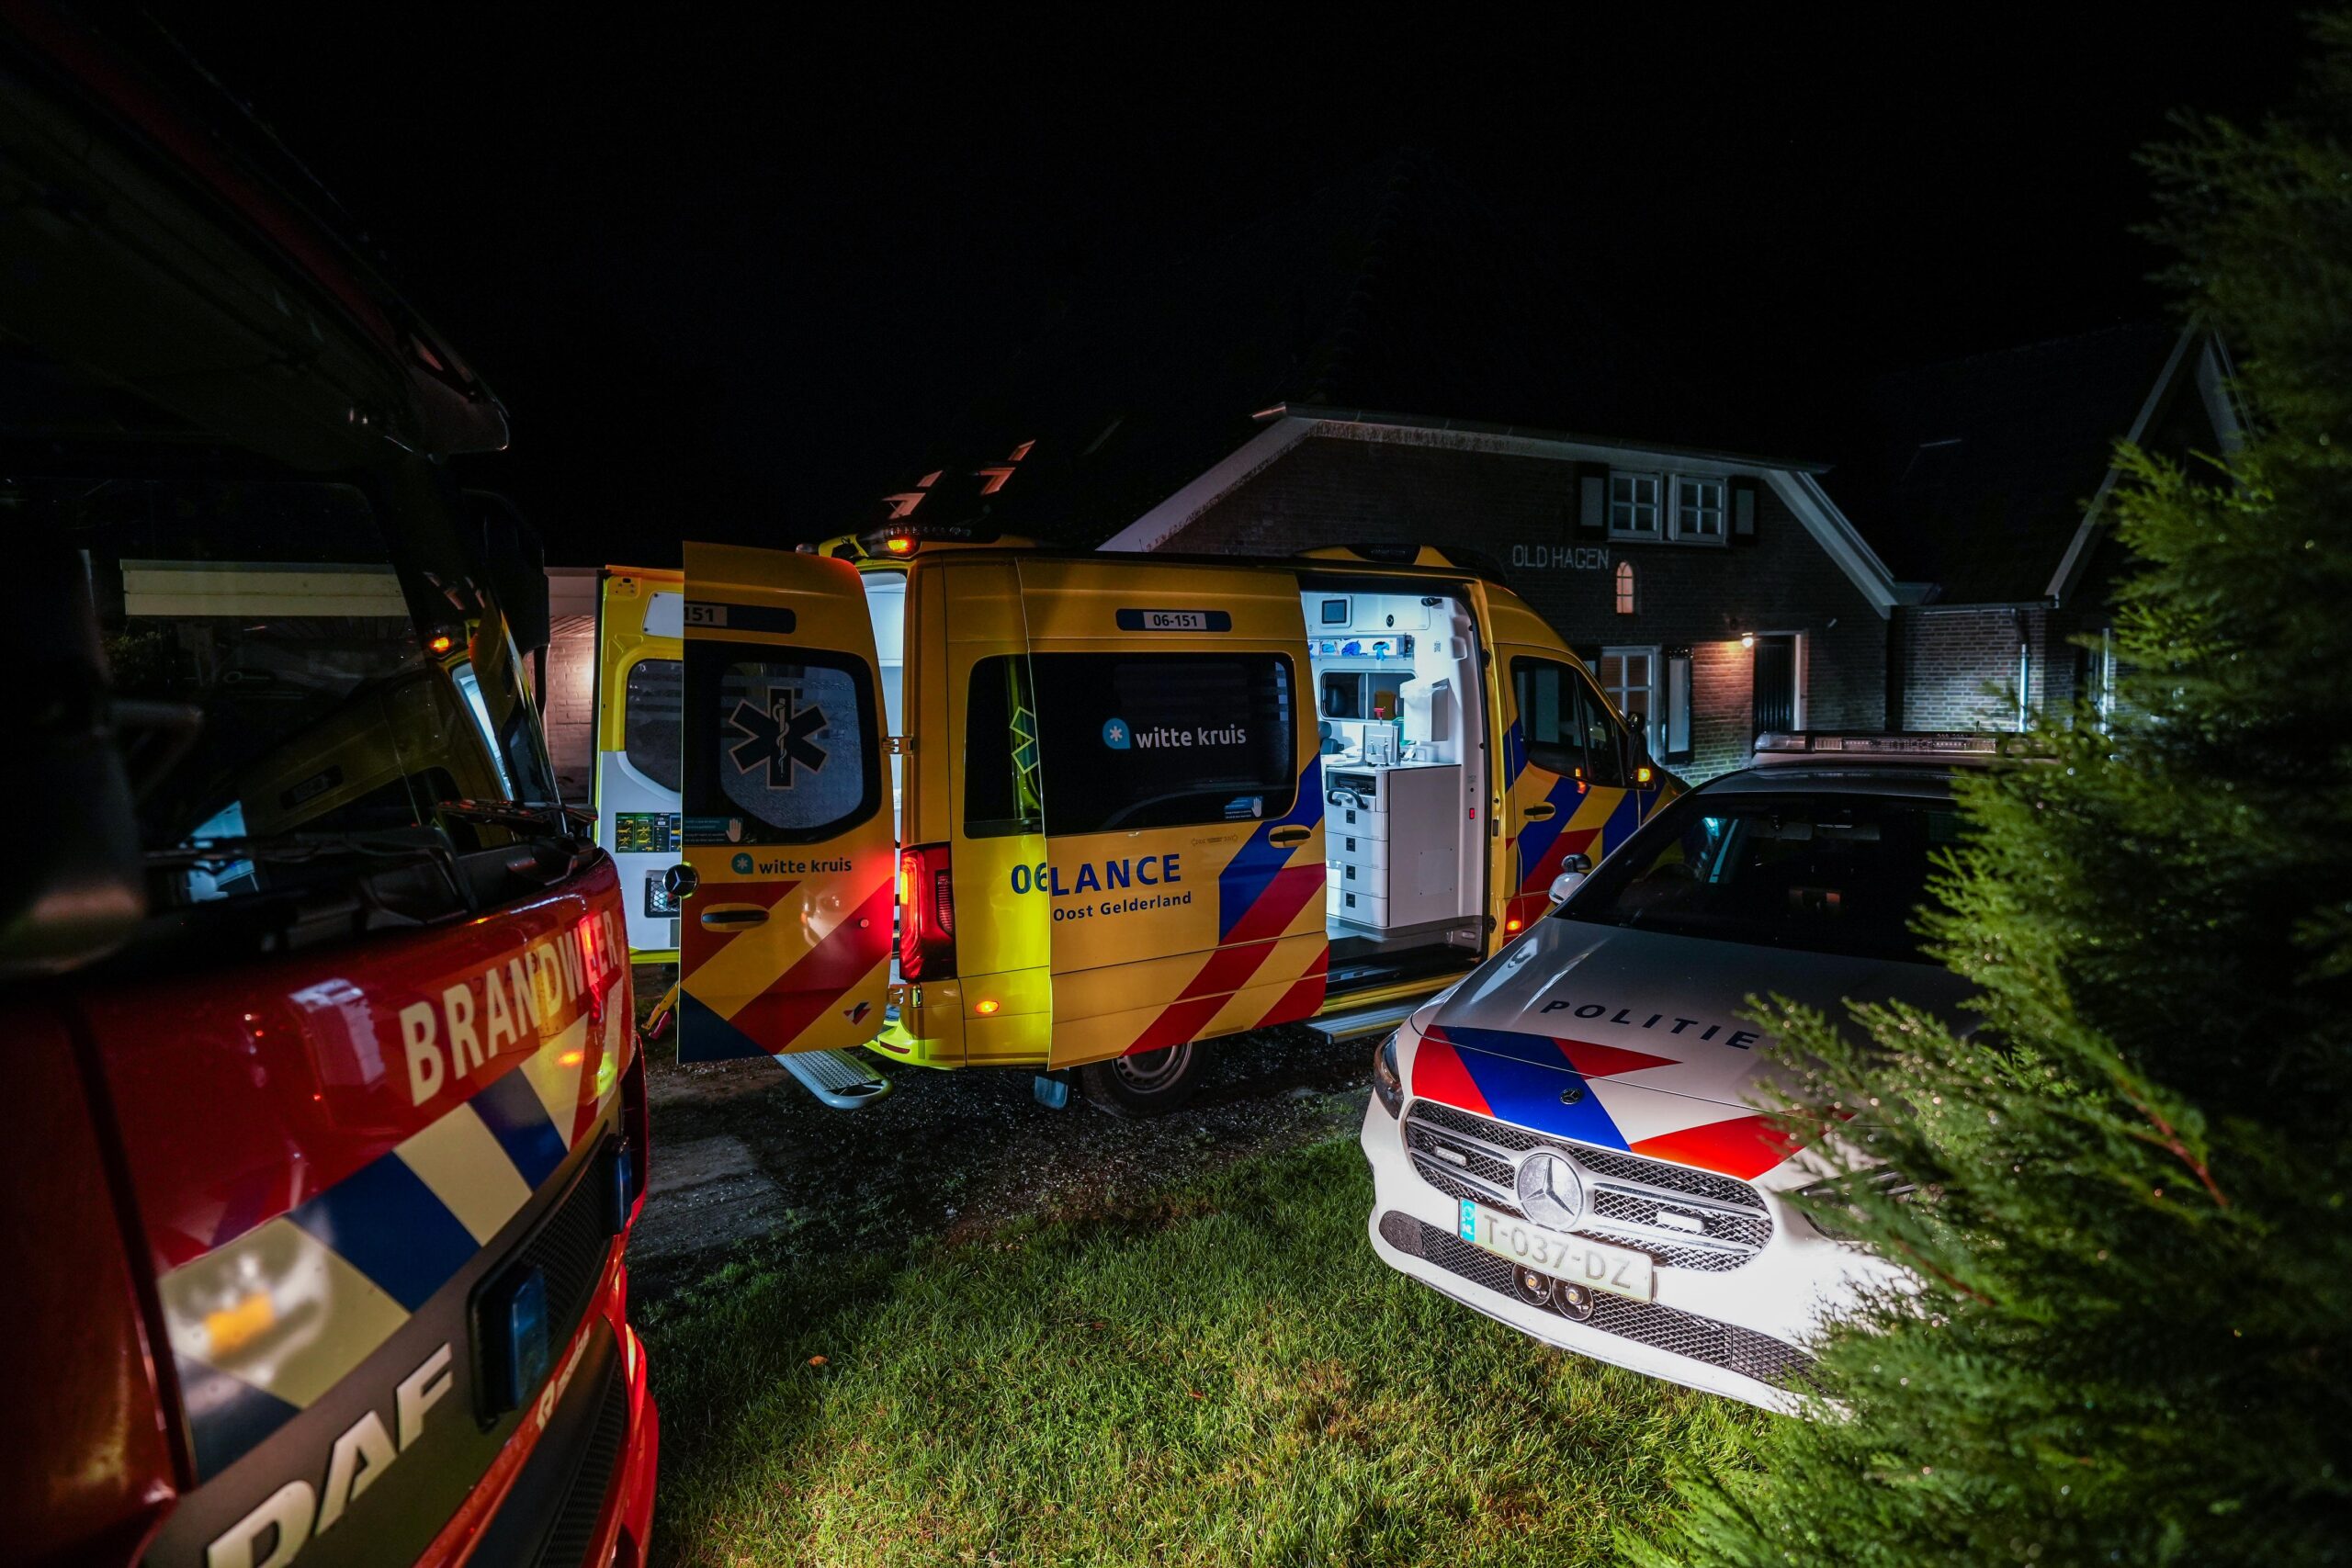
[677,542,894,1061]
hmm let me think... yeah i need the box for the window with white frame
[1599,648,1657,752]
[1671,475,1726,542]
[1608,472,1662,539]
[1614,559,1635,615]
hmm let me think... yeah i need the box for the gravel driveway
[630,972,1379,1302]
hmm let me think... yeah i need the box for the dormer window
[1671,476,1726,543]
[1608,472,1662,538]
[1602,468,1737,546]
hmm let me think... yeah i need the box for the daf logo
[1514,1149,1587,1232]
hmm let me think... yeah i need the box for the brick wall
[542,615,599,802]
[1896,607,2030,730]
[1159,429,1890,779]
[1894,604,2114,731]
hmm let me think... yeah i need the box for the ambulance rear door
[676,542,893,1060]
[1015,559,1328,1067]
[593,567,684,958]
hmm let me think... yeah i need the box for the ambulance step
[775,1048,893,1110]
[1304,1000,1418,1042]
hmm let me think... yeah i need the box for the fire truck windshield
[30,473,559,910]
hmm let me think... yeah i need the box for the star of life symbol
[727,685,829,786]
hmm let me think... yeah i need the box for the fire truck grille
[530,1351,630,1568]
[514,1139,620,1357]
[1403,1101,1771,1272]
[1377,1212,1816,1392]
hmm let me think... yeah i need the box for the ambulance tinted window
[1026,651,1296,835]
[965,657,1044,838]
[623,658,683,792]
[682,644,880,843]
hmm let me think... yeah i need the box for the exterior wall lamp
[1739,632,1756,649]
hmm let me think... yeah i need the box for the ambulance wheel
[1078,1043,1201,1117]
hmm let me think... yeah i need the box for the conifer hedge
[1637,19,2352,1566]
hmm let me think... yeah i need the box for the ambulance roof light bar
[1754,730,2006,760]
[798,524,1027,561]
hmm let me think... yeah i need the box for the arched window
[1614,558,1635,615]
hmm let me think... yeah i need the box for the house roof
[879,152,1742,546]
[1835,323,2190,605]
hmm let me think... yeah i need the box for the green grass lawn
[641,1132,1762,1567]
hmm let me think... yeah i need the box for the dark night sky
[157,7,2308,565]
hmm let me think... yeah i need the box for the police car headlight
[1373,1030,1405,1119]
[1794,1168,1917,1247]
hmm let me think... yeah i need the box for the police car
[1360,731,1994,1409]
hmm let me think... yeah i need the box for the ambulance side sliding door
[1014,560,1329,1068]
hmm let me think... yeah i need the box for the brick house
[1837,323,2243,731]
[886,154,1897,780]
[1091,412,1895,780]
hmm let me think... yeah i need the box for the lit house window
[1671,476,1726,542]
[1614,559,1635,615]
[1609,472,1662,538]
[1600,648,1657,750]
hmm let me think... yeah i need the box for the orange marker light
[975,998,1001,1016]
[425,633,456,655]
[1637,766,1654,784]
[883,536,915,555]
[1505,918,1523,932]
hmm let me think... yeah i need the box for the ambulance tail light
[898,842,957,980]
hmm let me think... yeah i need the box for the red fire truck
[3,9,658,1565]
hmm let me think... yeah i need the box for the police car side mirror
[1547,854,1593,906]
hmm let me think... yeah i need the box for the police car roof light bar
[1755,730,2005,757]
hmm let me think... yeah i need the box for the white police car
[1361,732,1991,1409]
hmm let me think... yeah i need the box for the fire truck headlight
[485,1266,551,1412]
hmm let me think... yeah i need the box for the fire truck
[2,10,658,1565]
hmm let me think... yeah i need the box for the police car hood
[1410,917,1972,1175]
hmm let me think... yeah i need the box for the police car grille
[1384,1213,1815,1392]
[1404,1101,1771,1272]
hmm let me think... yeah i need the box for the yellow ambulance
[592,567,685,959]
[662,526,1675,1113]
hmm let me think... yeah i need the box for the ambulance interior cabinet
[1326,763,1461,930]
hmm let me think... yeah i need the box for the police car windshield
[1559,790,1966,964]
